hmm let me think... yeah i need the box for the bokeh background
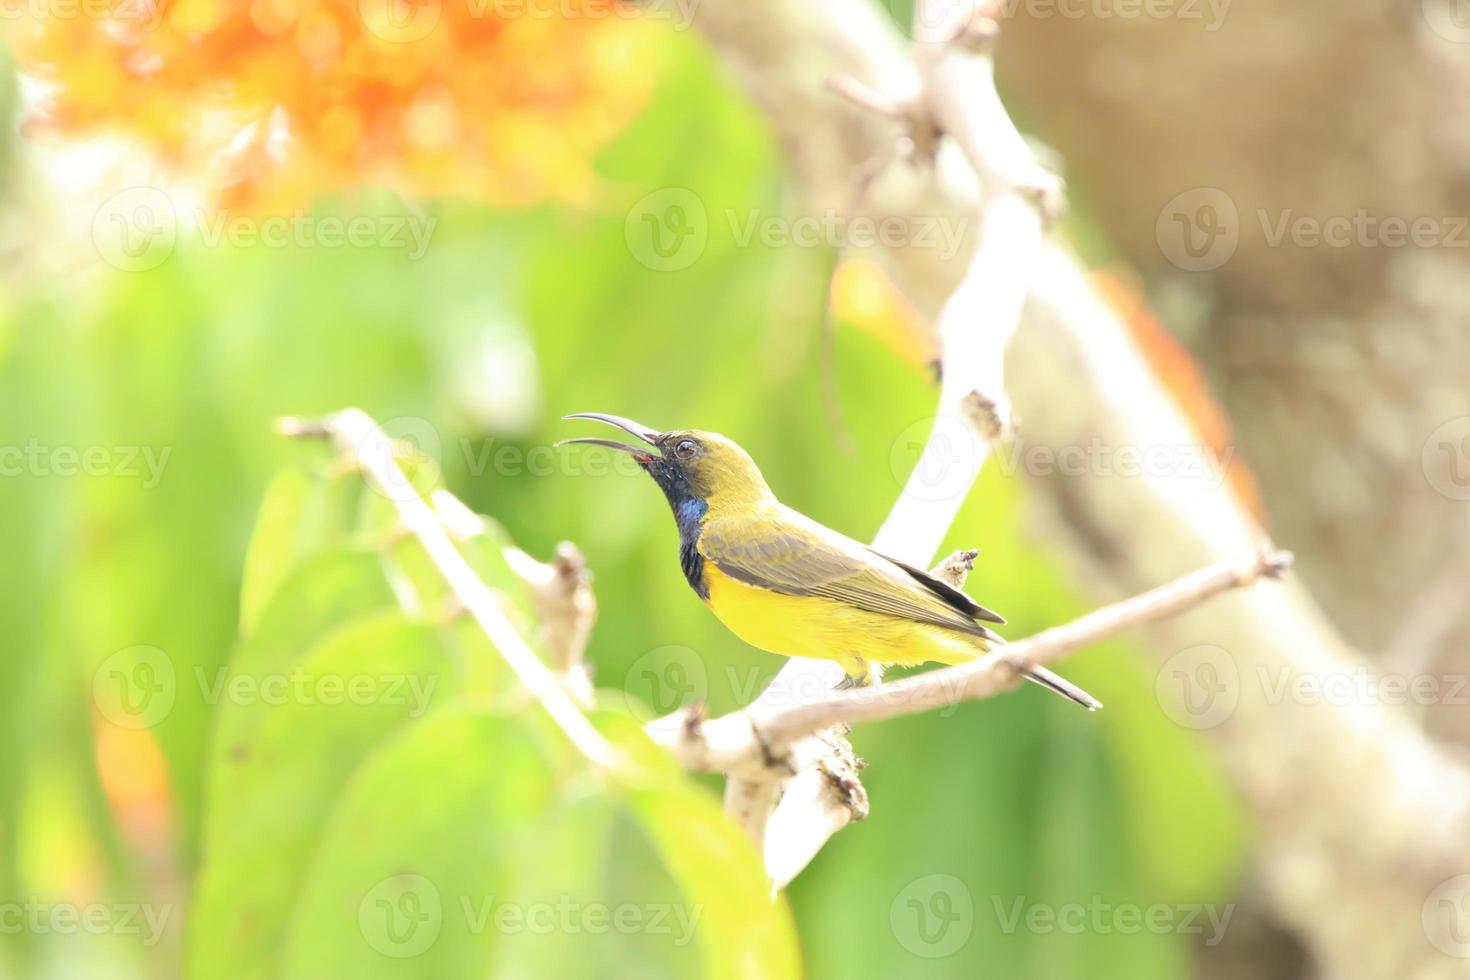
[1,0,1468,977]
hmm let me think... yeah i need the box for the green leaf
[239,466,361,636]
[279,708,556,979]
[205,549,397,812]
[624,780,801,980]
[186,611,457,980]
[598,709,803,980]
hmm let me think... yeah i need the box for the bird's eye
[674,439,698,459]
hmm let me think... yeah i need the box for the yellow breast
[702,563,985,678]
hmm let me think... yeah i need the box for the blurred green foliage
[0,30,1247,980]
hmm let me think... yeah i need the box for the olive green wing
[698,510,1004,641]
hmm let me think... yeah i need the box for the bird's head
[558,413,772,507]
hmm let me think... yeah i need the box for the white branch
[647,550,1290,770]
[279,409,619,768]
[692,0,1470,968]
[707,0,1060,889]
[501,542,598,707]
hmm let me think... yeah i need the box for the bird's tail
[980,633,1102,710]
[1023,665,1103,711]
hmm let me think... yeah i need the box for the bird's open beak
[556,413,663,461]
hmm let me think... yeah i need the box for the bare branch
[646,550,1290,771]
[430,489,598,704]
[502,543,598,707]
[705,0,1062,888]
[278,409,619,768]
[693,0,1470,966]
[826,74,918,123]
[758,549,1291,744]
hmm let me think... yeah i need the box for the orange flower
[15,0,660,209]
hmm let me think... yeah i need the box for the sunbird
[560,413,1100,709]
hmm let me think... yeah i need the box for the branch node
[503,540,599,683]
[1018,165,1068,228]
[999,652,1030,688]
[275,415,331,439]
[819,760,870,821]
[956,6,1000,54]
[934,549,979,588]
[962,389,1011,441]
[379,520,413,548]
[826,75,915,122]
[683,701,707,739]
[750,718,794,775]
[1262,549,1295,579]
[428,595,467,626]
[827,74,940,164]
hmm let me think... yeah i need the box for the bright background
[7,0,1457,976]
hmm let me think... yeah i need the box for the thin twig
[646,549,1292,768]
[278,409,620,768]
[826,74,918,121]
[719,0,1059,888]
[690,0,1470,966]
[756,549,1292,744]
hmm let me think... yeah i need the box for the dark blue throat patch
[674,497,709,599]
[643,455,711,599]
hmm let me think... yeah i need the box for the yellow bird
[560,413,1100,709]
